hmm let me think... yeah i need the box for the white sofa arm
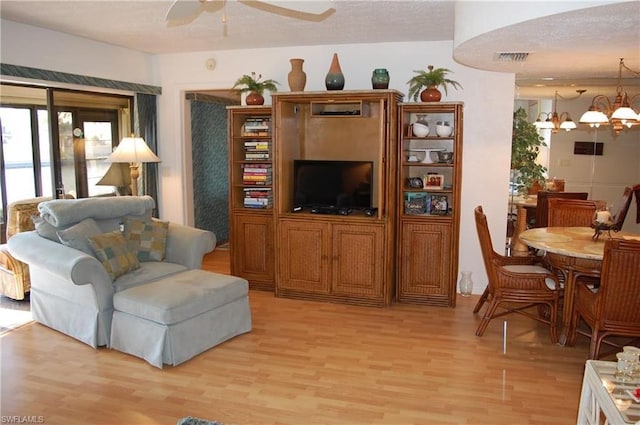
[164,223,216,269]
[8,231,114,289]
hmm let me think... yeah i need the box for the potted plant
[406,65,462,102]
[231,72,279,105]
[511,107,547,195]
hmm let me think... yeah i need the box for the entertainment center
[228,90,463,307]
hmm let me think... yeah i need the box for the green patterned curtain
[135,93,159,215]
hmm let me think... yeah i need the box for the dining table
[518,226,640,345]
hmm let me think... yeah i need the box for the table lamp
[107,136,160,196]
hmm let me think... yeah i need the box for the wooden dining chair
[533,191,589,228]
[631,184,640,224]
[568,239,640,359]
[547,198,606,227]
[610,186,634,231]
[473,206,561,343]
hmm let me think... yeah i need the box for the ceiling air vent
[495,52,530,62]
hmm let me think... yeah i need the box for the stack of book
[244,139,270,160]
[243,187,272,208]
[242,117,271,136]
[242,163,272,186]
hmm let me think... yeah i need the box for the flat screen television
[293,160,373,209]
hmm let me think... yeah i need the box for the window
[0,83,133,241]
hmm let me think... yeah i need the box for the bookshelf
[227,106,275,291]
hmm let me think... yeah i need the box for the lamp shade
[579,109,609,126]
[96,162,131,187]
[611,106,639,122]
[559,119,577,131]
[108,136,161,164]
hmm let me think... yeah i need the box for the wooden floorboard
[1,249,600,425]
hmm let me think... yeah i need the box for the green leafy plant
[406,65,462,101]
[511,107,547,194]
[231,72,279,95]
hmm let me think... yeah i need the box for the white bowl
[412,122,430,137]
[436,124,453,137]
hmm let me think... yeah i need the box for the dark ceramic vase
[325,53,345,90]
[371,68,390,89]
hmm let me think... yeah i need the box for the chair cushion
[56,218,102,256]
[123,218,169,262]
[113,270,248,325]
[88,230,140,280]
[503,264,557,289]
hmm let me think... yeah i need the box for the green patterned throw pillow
[123,218,169,262]
[88,230,140,280]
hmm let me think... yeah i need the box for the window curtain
[135,93,159,215]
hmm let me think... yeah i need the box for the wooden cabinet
[277,218,385,305]
[230,213,274,291]
[227,106,275,291]
[272,90,402,307]
[396,102,463,306]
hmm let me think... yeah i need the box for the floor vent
[495,52,530,62]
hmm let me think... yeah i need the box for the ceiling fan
[166,0,336,24]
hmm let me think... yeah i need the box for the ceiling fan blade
[248,0,335,17]
[166,0,205,21]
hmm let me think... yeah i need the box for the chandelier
[534,89,586,133]
[579,58,640,134]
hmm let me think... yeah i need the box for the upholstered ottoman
[110,269,251,368]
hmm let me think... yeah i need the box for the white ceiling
[1,0,639,98]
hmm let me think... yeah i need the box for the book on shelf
[245,153,270,160]
[243,188,271,195]
[242,163,271,170]
[242,117,271,136]
[243,140,269,147]
[243,180,271,186]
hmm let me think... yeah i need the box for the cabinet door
[398,221,452,303]
[231,213,275,290]
[331,224,384,298]
[278,219,331,293]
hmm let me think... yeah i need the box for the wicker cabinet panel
[331,224,384,298]
[398,222,452,304]
[231,213,274,291]
[277,219,331,293]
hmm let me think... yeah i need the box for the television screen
[293,160,373,209]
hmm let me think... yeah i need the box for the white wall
[1,21,517,295]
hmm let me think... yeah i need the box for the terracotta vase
[420,86,442,102]
[325,53,345,90]
[245,92,264,106]
[288,58,307,92]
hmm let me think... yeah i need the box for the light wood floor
[1,249,600,425]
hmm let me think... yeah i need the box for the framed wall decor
[574,141,604,156]
[424,174,444,190]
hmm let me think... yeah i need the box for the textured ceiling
[1,0,639,97]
